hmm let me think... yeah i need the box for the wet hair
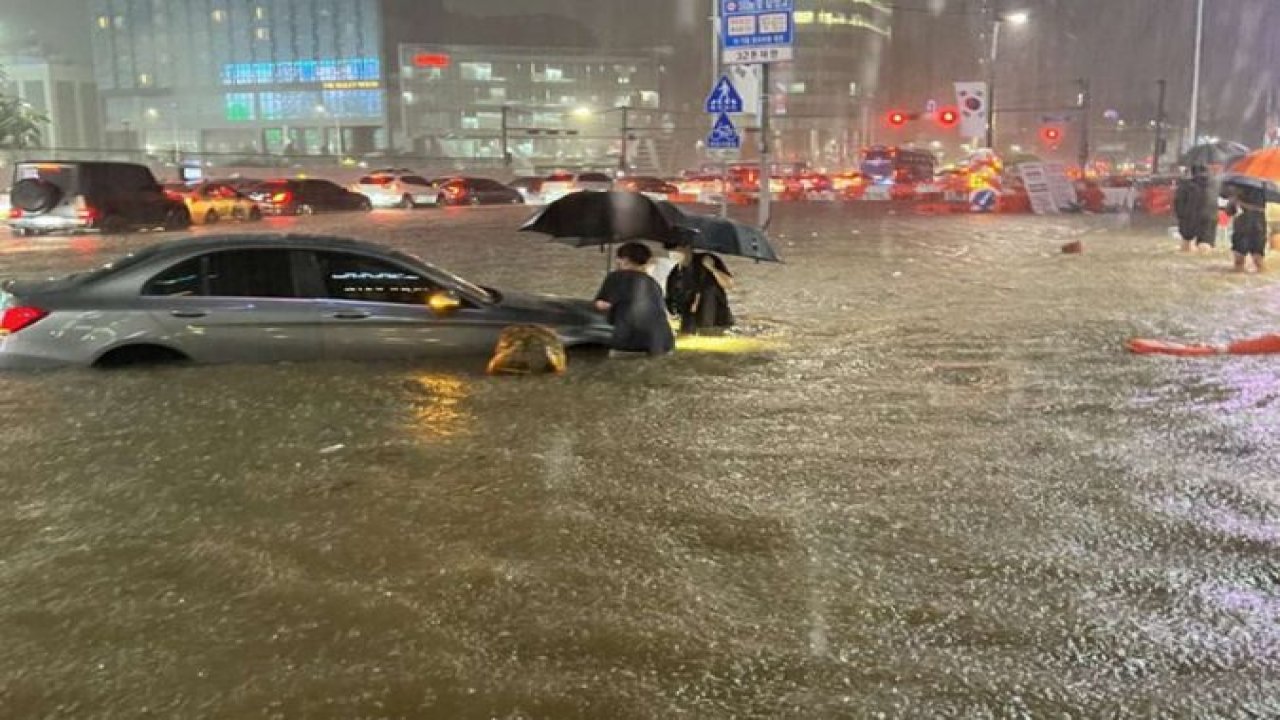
[616,242,652,265]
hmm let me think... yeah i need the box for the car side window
[143,258,203,296]
[403,176,430,187]
[316,252,446,305]
[206,250,297,298]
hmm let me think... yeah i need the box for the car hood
[495,290,605,325]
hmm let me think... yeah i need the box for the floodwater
[2,205,1279,718]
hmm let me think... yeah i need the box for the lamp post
[985,9,1029,150]
[1188,0,1205,149]
[572,106,632,174]
[315,104,342,159]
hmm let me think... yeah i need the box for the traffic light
[1040,125,1064,146]
[937,107,960,129]
[887,110,910,127]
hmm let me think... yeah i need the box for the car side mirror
[427,290,464,316]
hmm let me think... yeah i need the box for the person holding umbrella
[666,243,735,336]
[1174,165,1218,253]
[1224,184,1268,273]
[593,242,675,356]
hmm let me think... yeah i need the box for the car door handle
[330,311,371,320]
[170,310,208,318]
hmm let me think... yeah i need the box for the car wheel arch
[94,343,191,368]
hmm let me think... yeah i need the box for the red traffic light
[887,110,909,126]
[1040,125,1063,144]
[937,107,959,128]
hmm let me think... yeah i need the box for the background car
[539,171,613,203]
[508,177,546,205]
[246,179,372,215]
[615,176,678,201]
[0,234,611,369]
[8,161,191,235]
[435,177,524,206]
[164,182,263,225]
[351,171,438,209]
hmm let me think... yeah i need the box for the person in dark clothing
[665,244,735,335]
[594,242,675,356]
[1174,165,1218,252]
[1225,185,1268,273]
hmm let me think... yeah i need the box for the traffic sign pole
[759,63,771,230]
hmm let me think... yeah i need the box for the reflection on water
[3,208,1280,717]
[408,372,473,440]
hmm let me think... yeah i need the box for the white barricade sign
[1044,162,1078,211]
[1017,163,1058,215]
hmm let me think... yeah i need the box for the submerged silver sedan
[0,234,611,369]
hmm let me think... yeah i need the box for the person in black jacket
[594,242,676,356]
[1174,165,1218,253]
[1225,185,1268,273]
[665,244,735,336]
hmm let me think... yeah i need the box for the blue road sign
[721,0,795,65]
[705,75,745,114]
[707,113,741,150]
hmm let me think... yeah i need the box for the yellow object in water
[487,325,567,375]
[674,334,776,354]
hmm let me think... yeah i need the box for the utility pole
[501,105,510,169]
[712,0,728,218]
[1189,0,1205,149]
[758,63,772,229]
[1077,77,1091,171]
[1152,79,1167,176]
[618,106,630,174]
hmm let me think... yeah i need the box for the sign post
[720,0,794,229]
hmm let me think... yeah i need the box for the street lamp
[986,9,1029,150]
[315,104,343,159]
[571,105,632,173]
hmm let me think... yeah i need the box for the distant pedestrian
[594,242,675,356]
[1225,185,1268,273]
[1174,165,1217,252]
[666,245,735,335]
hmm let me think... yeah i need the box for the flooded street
[2,205,1279,718]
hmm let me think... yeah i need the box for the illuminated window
[113,15,125,28]
[138,73,152,87]
[461,62,493,82]
[97,16,110,29]
[254,6,267,20]
[211,9,226,22]
[789,82,806,93]
[255,28,270,41]
[225,93,255,121]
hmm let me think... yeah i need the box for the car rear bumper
[0,347,72,370]
[8,216,92,233]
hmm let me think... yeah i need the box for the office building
[89,0,387,157]
[398,44,668,172]
[0,54,101,150]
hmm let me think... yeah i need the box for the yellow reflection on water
[674,335,778,354]
[409,373,473,440]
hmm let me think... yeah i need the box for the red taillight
[8,207,22,219]
[0,306,48,334]
[447,186,463,197]
[165,191,184,202]
[78,207,99,223]
[271,191,292,204]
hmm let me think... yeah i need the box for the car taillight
[164,191,184,202]
[8,208,22,219]
[78,206,99,223]
[0,306,48,334]
[447,186,463,197]
[272,191,292,204]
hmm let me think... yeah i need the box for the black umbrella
[1180,140,1249,169]
[519,191,686,248]
[1220,173,1280,203]
[657,204,783,263]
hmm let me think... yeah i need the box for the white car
[351,171,438,209]
[508,177,546,205]
[539,172,614,203]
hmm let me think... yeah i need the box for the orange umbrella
[1225,148,1280,180]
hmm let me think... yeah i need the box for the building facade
[397,44,667,172]
[0,55,101,150]
[89,0,388,158]
[763,1,893,168]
